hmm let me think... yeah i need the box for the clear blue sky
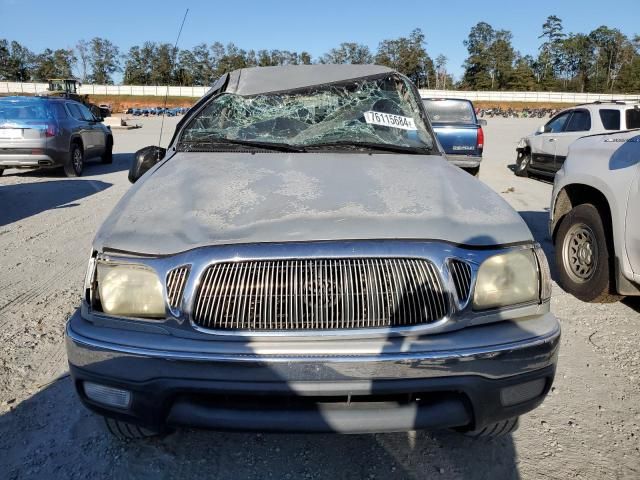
[1,0,638,83]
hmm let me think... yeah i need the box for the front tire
[555,204,623,303]
[515,151,530,177]
[64,143,84,177]
[103,417,164,441]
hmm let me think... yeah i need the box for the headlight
[473,249,540,310]
[97,263,165,318]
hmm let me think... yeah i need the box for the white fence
[0,82,209,97]
[418,89,640,103]
[1,81,639,103]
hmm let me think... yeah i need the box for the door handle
[548,138,555,142]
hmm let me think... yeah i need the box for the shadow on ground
[0,376,521,480]
[622,296,640,313]
[0,178,112,227]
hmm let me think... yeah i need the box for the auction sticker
[364,111,417,131]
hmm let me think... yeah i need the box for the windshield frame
[174,71,439,155]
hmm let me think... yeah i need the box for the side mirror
[129,146,166,183]
[537,125,546,134]
[478,119,487,126]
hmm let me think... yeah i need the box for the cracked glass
[179,74,435,153]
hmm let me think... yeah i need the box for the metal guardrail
[1,81,639,103]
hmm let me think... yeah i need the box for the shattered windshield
[179,74,435,153]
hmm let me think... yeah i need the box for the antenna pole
[158,8,189,150]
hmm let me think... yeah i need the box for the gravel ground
[0,117,638,479]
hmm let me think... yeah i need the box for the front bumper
[445,154,482,168]
[66,310,560,433]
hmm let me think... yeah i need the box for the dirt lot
[0,117,638,479]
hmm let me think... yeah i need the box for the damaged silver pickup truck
[65,64,559,440]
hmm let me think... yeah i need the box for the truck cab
[422,98,485,176]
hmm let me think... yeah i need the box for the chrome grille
[449,259,472,302]
[192,258,448,331]
[166,266,190,309]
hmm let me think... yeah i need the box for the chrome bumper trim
[445,155,482,167]
[66,312,560,382]
[0,154,54,166]
[67,321,559,364]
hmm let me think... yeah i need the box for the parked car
[515,101,640,178]
[66,65,559,440]
[422,98,485,176]
[550,128,640,302]
[0,96,113,177]
[98,104,112,118]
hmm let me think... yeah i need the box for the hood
[94,152,532,255]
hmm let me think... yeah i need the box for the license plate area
[0,129,22,139]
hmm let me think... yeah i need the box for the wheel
[0,168,4,176]
[555,204,623,303]
[515,151,530,177]
[464,417,519,439]
[101,137,113,164]
[64,143,84,177]
[466,166,480,177]
[103,417,163,441]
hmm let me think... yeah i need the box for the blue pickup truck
[422,98,485,176]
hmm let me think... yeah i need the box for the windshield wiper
[178,138,432,155]
[179,138,306,153]
[304,141,431,155]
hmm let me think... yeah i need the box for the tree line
[0,16,638,93]
[461,16,639,93]
[0,30,439,89]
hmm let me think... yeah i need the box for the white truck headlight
[473,249,539,310]
[97,263,165,318]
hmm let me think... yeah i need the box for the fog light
[83,382,132,409]
[500,379,546,406]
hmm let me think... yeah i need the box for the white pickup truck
[516,101,640,178]
[550,129,640,302]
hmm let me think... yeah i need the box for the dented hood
[94,152,532,255]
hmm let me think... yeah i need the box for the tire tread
[465,417,519,439]
[554,203,623,303]
[64,142,83,177]
[103,417,160,441]
[101,137,113,164]
[515,152,530,177]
